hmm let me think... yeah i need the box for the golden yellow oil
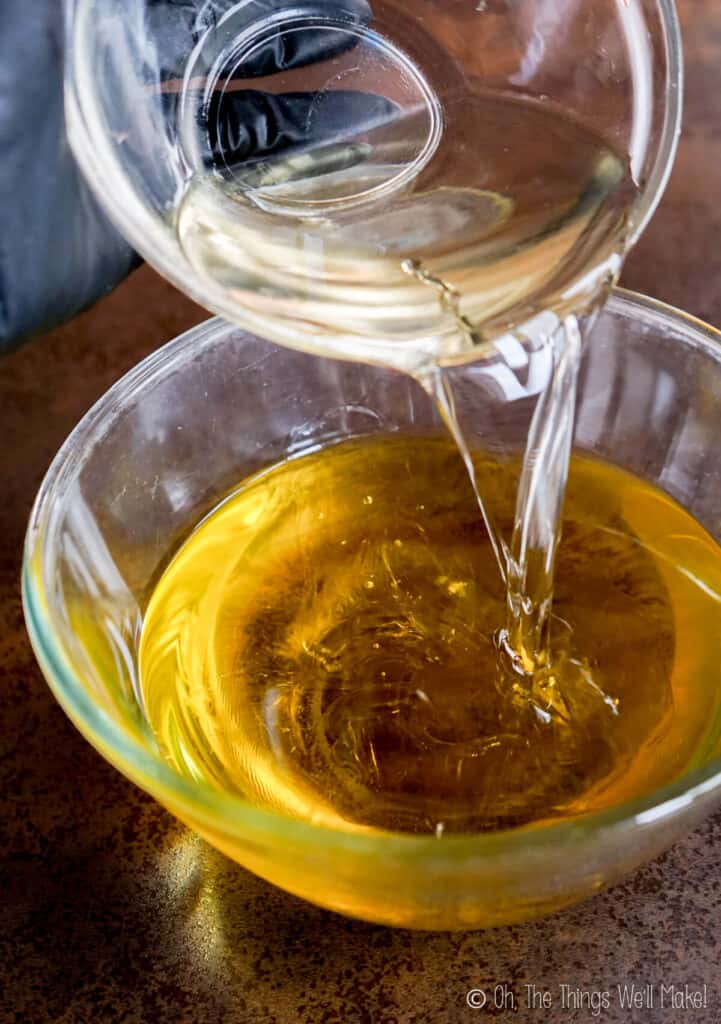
[139,436,721,835]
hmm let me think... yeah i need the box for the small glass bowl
[64,0,683,364]
[23,290,721,930]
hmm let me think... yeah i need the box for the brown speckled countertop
[3,4,721,1022]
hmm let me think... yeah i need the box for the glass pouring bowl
[23,291,721,930]
[64,0,683,368]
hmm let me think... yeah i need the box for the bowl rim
[628,0,684,244]
[22,288,721,859]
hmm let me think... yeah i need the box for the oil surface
[139,437,721,835]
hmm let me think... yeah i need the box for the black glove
[1,0,389,351]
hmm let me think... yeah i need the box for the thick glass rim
[23,289,721,862]
[64,0,684,345]
[628,0,684,244]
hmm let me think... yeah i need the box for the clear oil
[139,437,721,836]
[156,7,687,839]
[177,89,635,367]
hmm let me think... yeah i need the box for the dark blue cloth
[1,2,138,350]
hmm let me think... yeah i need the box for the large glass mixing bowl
[23,292,721,929]
[64,0,682,367]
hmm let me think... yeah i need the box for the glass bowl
[63,0,683,366]
[23,290,721,930]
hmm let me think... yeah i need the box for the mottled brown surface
[3,4,721,1022]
